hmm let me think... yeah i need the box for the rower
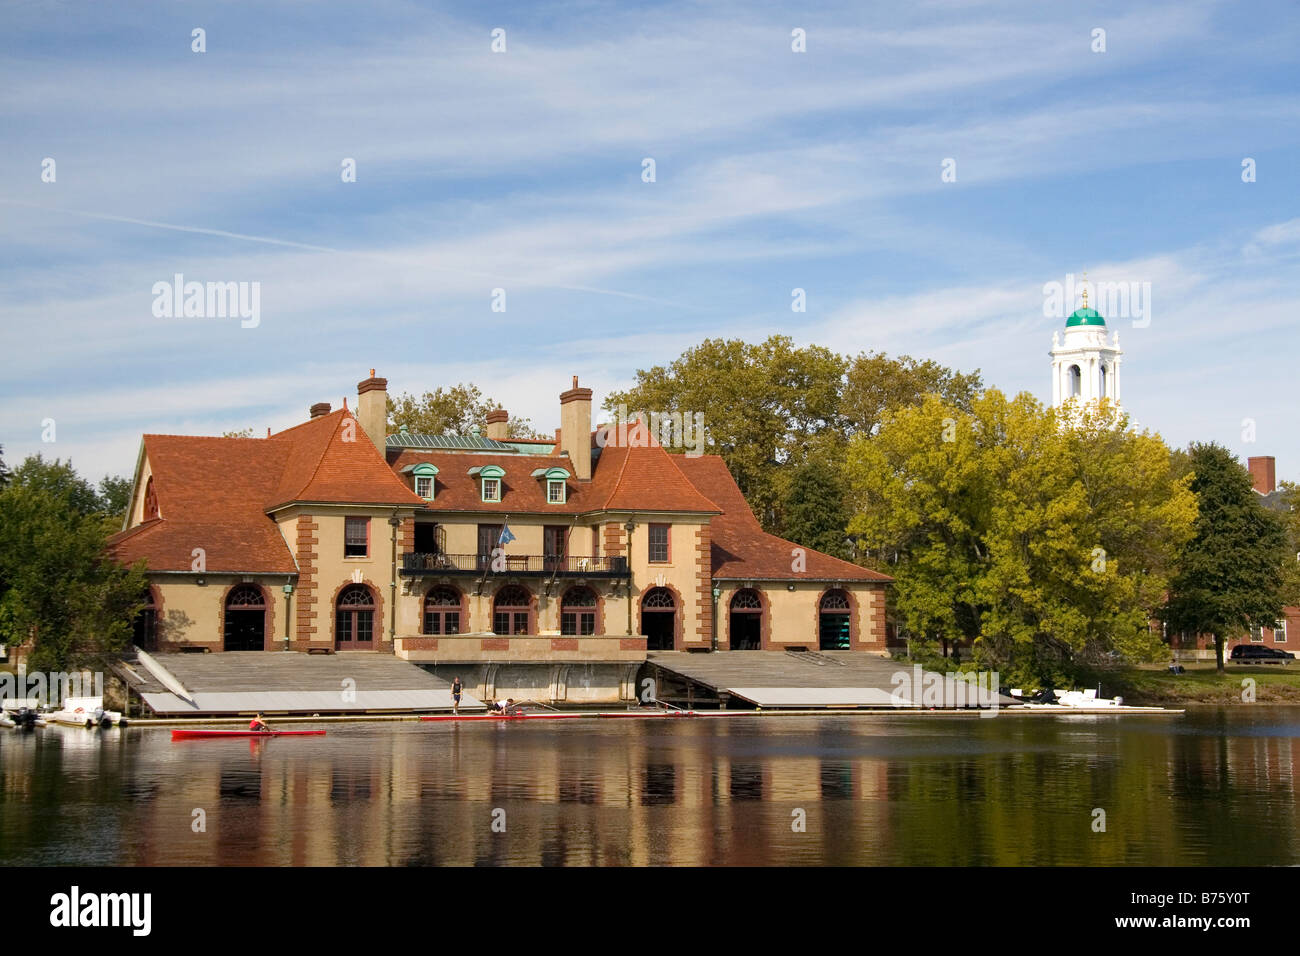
[249,712,271,732]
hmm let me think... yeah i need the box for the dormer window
[531,466,571,505]
[469,464,506,502]
[401,462,439,501]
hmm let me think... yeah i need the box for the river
[2,707,1297,866]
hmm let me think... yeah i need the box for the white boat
[48,696,125,728]
[1,697,47,729]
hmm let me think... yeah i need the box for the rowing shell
[171,729,327,739]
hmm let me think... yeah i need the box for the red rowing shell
[171,729,327,739]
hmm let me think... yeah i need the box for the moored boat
[48,697,126,729]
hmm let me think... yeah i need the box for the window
[423,586,461,635]
[1068,365,1082,397]
[1250,625,1264,643]
[548,479,566,503]
[1275,620,1288,643]
[493,585,532,635]
[143,476,159,520]
[592,524,601,558]
[344,517,369,557]
[561,587,597,636]
[416,476,432,499]
[471,464,506,502]
[544,526,568,571]
[336,584,375,647]
[648,524,669,563]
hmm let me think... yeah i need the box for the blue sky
[2,0,1298,483]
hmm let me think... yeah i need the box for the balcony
[401,552,629,578]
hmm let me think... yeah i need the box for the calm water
[2,707,1298,866]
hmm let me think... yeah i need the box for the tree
[605,336,850,531]
[0,444,9,488]
[1162,443,1290,672]
[1278,481,1300,608]
[841,351,983,438]
[97,475,134,522]
[846,391,1196,684]
[222,428,255,438]
[0,456,147,670]
[782,462,851,558]
[387,384,545,439]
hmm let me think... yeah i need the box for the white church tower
[1050,283,1123,412]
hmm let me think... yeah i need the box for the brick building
[109,372,890,662]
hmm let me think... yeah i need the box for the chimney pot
[310,402,332,419]
[559,376,594,480]
[485,409,509,441]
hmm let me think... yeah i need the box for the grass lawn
[1096,662,1300,705]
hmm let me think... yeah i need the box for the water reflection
[1,708,1298,866]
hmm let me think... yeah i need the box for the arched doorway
[335,584,376,650]
[818,589,851,650]
[729,588,763,650]
[640,587,676,651]
[224,584,266,651]
[561,586,598,636]
[423,585,462,635]
[493,585,532,635]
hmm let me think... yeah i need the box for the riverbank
[1092,663,1300,705]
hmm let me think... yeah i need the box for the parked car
[1230,644,1296,664]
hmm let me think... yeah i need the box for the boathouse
[108,372,890,688]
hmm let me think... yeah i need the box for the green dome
[1066,307,1106,328]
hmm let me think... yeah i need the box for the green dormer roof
[1066,307,1106,328]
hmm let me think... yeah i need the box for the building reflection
[2,715,1299,866]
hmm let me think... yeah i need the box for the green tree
[387,384,545,439]
[97,475,134,522]
[1278,481,1300,608]
[782,462,851,558]
[1162,443,1290,672]
[0,457,147,670]
[0,444,10,488]
[605,335,849,531]
[841,351,983,438]
[846,391,1196,684]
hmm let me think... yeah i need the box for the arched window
[819,589,851,651]
[561,586,598,636]
[493,585,532,635]
[143,476,159,520]
[423,586,462,635]
[336,584,376,649]
[1068,365,1082,398]
[1099,363,1108,398]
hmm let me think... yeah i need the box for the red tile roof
[675,455,891,583]
[108,436,297,574]
[267,409,424,510]
[110,410,422,574]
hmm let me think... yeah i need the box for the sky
[1,0,1298,484]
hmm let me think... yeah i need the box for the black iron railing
[401,553,629,576]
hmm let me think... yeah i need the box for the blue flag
[498,526,516,546]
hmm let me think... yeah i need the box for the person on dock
[249,712,271,732]
[451,676,463,715]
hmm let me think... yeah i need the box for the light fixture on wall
[787,583,796,592]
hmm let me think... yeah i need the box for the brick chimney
[485,408,509,442]
[559,375,593,480]
[1248,456,1276,494]
[310,402,331,419]
[356,369,388,452]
